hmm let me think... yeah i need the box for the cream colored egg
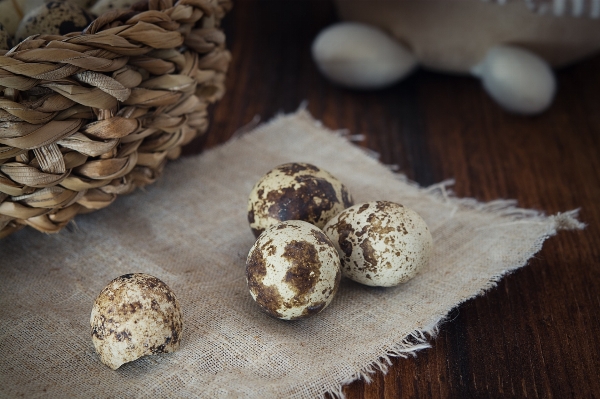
[247,162,353,238]
[471,45,556,115]
[312,22,417,89]
[246,220,341,320]
[90,273,183,370]
[15,1,94,42]
[90,0,135,16]
[324,201,432,287]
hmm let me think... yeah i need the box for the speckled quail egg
[324,201,433,287]
[15,1,94,42]
[246,220,342,320]
[90,0,135,16]
[247,162,353,238]
[90,273,183,370]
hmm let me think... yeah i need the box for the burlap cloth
[0,110,583,398]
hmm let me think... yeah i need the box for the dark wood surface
[187,1,600,397]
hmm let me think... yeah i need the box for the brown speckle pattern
[324,201,433,287]
[247,163,353,237]
[15,1,94,42]
[246,240,285,318]
[283,240,322,302]
[90,273,183,370]
[245,220,341,320]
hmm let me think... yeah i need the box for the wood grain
[187,0,600,397]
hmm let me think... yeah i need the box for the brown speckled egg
[247,162,353,238]
[90,273,183,370]
[324,201,433,287]
[246,220,341,320]
[15,1,94,42]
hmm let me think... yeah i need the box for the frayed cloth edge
[321,212,582,399]
[197,106,586,399]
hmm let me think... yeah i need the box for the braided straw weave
[0,0,232,238]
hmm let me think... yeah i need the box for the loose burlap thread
[0,110,583,398]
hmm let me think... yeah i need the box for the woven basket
[0,0,232,238]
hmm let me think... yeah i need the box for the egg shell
[247,162,353,238]
[312,22,417,89]
[0,0,92,35]
[90,0,135,16]
[324,201,433,287]
[471,45,556,115]
[15,1,94,42]
[246,220,342,320]
[90,273,183,370]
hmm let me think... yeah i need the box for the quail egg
[246,220,341,320]
[15,1,94,42]
[90,273,183,370]
[247,162,353,238]
[324,201,433,287]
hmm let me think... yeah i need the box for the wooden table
[188,1,600,397]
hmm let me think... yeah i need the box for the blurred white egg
[471,45,556,115]
[312,22,417,89]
